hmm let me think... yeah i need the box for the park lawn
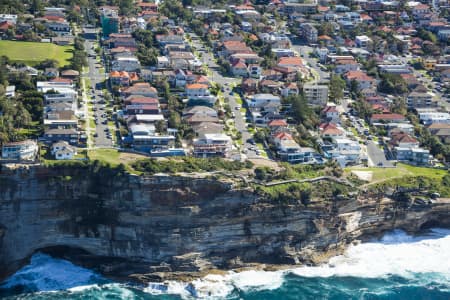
[346,163,447,183]
[88,149,121,166]
[87,149,146,175]
[0,40,73,67]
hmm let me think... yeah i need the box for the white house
[186,83,210,98]
[355,35,372,49]
[1,140,38,161]
[193,133,232,158]
[111,56,141,72]
[330,138,361,166]
[247,93,281,108]
[157,56,170,69]
[322,105,340,122]
[51,141,77,160]
[418,112,450,125]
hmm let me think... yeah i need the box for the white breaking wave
[144,270,285,299]
[291,228,450,279]
[0,253,104,292]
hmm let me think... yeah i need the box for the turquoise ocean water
[1,229,449,299]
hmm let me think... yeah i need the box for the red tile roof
[268,119,288,127]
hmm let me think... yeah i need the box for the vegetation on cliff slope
[371,174,450,197]
[132,157,253,175]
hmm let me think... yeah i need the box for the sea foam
[0,253,105,292]
[291,228,450,279]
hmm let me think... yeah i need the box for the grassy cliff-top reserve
[0,40,73,66]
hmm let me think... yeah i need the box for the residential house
[169,51,196,70]
[248,64,262,78]
[355,35,372,49]
[44,92,77,112]
[60,69,80,80]
[322,105,340,122]
[111,55,141,72]
[262,69,283,81]
[1,140,38,161]
[186,83,210,98]
[122,83,158,98]
[259,80,281,94]
[300,23,318,43]
[246,93,281,108]
[303,84,328,106]
[370,113,407,124]
[412,3,430,18]
[428,123,450,144]
[45,21,71,35]
[51,141,77,160]
[128,125,175,152]
[344,70,376,90]
[319,122,345,140]
[330,138,361,167]
[193,133,232,158]
[394,147,430,165]
[418,112,450,125]
[231,60,249,77]
[43,128,79,145]
[284,3,318,15]
[334,57,359,74]
[5,85,15,97]
[157,56,170,69]
[389,131,419,148]
[109,71,139,86]
[280,82,299,97]
[267,119,288,132]
[183,106,219,125]
[241,78,258,94]
[277,56,303,69]
[406,92,436,109]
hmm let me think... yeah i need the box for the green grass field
[88,149,120,167]
[346,163,448,184]
[0,40,73,66]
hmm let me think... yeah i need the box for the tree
[378,74,408,95]
[36,59,59,70]
[21,90,44,121]
[288,94,318,129]
[349,79,360,98]
[317,22,334,36]
[31,0,42,15]
[155,120,165,133]
[329,74,345,102]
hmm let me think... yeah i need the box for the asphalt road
[366,141,394,167]
[84,38,113,148]
[290,42,330,83]
[190,34,260,158]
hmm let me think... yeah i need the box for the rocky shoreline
[1,164,449,283]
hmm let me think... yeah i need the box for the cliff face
[0,165,449,282]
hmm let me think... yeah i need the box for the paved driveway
[366,141,394,167]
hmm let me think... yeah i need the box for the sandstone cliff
[0,164,449,282]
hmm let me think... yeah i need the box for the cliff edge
[0,164,449,283]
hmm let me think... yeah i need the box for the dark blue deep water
[1,229,449,299]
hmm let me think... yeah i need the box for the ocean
[1,229,449,299]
